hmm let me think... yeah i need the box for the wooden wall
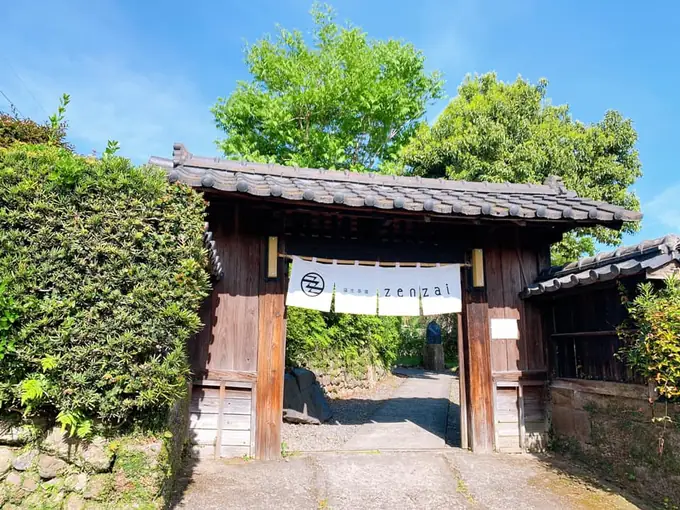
[188,203,286,461]
[486,245,547,374]
[544,280,644,384]
[484,243,550,452]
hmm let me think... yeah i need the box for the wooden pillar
[255,237,286,460]
[461,269,495,453]
[457,313,469,450]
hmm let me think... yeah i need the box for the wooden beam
[551,378,652,400]
[198,369,258,382]
[518,384,526,451]
[255,237,287,460]
[461,271,495,453]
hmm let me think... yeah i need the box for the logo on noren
[301,272,325,297]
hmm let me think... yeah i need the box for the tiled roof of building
[521,234,680,298]
[149,143,642,225]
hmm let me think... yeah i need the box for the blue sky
[2,0,678,245]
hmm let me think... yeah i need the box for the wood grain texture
[255,237,287,460]
[486,240,549,377]
[485,247,508,372]
[209,211,260,373]
[190,294,213,376]
[199,369,258,382]
[190,413,250,430]
[462,269,495,453]
[500,247,523,371]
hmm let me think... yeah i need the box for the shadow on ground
[323,396,461,447]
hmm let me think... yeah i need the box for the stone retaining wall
[0,392,189,509]
[550,378,680,506]
[312,363,388,398]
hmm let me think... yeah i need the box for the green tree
[213,4,443,372]
[212,3,443,172]
[401,73,642,264]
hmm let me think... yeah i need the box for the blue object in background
[426,321,442,344]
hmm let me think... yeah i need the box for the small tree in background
[1,94,72,151]
[213,3,444,373]
[401,73,642,264]
[213,3,443,172]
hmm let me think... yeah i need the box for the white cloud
[5,56,219,163]
[644,183,680,232]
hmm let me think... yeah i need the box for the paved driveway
[174,370,642,510]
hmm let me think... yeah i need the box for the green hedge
[0,144,210,433]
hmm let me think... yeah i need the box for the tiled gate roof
[149,143,641,225]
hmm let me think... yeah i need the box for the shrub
[286,308,401,374]
[0,108,71,151]
[621,276,680,399]
[0,144,210,432]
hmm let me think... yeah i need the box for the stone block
[43,428,113,473]
[423,344,445,371]
[65,493,85,510]
[550,388,573,407]
[550,405,574,436]
[84,473,109,500]
[4,471,21,487]
[79,437,113,473]
[42,427,76,460]
[283,368,332,425]
[0,447,15,478]
[21,472,39,492]
[571,409,592,443]
[38,453,68,480]
[12,449,38,471]
[0,422,28,447]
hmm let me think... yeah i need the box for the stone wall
[550,379,680,506]
[0,391,189,509]
[313,362,388,398]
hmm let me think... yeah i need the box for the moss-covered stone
[551,394,680,507]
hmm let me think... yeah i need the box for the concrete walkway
[175,449,641,510]
[342,368,453,451]
[174,370,642,510]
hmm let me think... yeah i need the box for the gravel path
[281,371,405,452]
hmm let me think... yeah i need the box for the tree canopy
[213,4,446,373]
[212,3,443,172]
[401,73,642,263]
